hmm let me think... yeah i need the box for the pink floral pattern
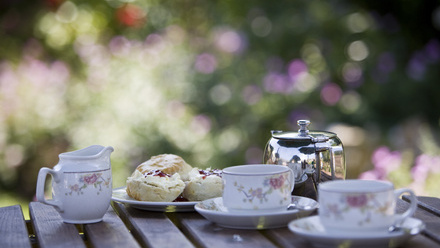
[66,172,111,196]
[234,174,290,205]
[268,175,285,189]
[346,194,368,207]
[321,193,393,227]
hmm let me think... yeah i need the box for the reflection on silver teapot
[263,120,346,199]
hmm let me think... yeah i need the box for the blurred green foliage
[1,0,440,211]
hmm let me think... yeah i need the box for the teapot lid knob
[297,120,310,136]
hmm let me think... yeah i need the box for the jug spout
[60,145,113,159]
[58,145,114,171]
[89,145,114,167]
[99,146,114,162]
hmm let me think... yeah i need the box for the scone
[126,169,185,202]
[135,154,193,181]
[182,168,223,201]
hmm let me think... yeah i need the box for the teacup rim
[223,164,289,176]
[319,179,394,193]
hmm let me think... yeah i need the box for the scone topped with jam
[126,169,185,202]
[182,168,223,201]
[135,154,193,181]
[126,154,223,202]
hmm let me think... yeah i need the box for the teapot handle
[311,145,330,191]
[36,167,64,212]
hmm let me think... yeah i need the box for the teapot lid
[271,120,332,142]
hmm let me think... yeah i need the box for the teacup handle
[36,167,64,212]
[394,188,417,225]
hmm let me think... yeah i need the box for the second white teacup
[318,179,417,232]
[222,164,294,212]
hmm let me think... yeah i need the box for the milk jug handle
[36,167,64,212]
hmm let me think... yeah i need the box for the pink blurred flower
[242,85,262,105]
[288,59,308,82]
[358,146,402,181]
[411,154,440,182]
[109,36,131,56]
[358,170,382,180]
[215,29,245,54]
[194,53,217,74]
[320,83,342,106]
[263,72,292,93]
[372,146,402,174]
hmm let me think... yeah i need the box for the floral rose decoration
[269,175,285,189]
[345,194,368,208]
[84,174,99,184]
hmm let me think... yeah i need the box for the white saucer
[111,186,198,212]
[288,216,425,248]
[195,196,318,229]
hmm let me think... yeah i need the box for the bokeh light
[347,40,369,61]
[321,83,342,106]
[251,16,272,37]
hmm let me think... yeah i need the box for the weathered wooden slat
[29,202,85,248]
[0,205,32,248]
[403,195,440,217]
[397,199,440,246]
[113,202,194,248]
[84,206,140,248]
[178,212,277,248]
[414,196,440,217]
[401,234,440,248]
[414,197,440,244]
[263,227,311,248]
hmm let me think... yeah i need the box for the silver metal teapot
[263,120,346,199]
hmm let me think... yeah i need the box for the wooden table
[1,196,440,248]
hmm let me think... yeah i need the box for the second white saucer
[288,215,425,248]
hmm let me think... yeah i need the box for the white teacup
[318,179,417,232]
[222,164,294,212]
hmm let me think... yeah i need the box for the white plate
[288,216,425,248]
[195,196,318,229]
[111,186,198,212]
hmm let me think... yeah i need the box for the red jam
[198,169,222,179]
[145,170,171,177]
[173,195,189,202]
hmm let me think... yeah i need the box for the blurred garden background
[1,0,440,218]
